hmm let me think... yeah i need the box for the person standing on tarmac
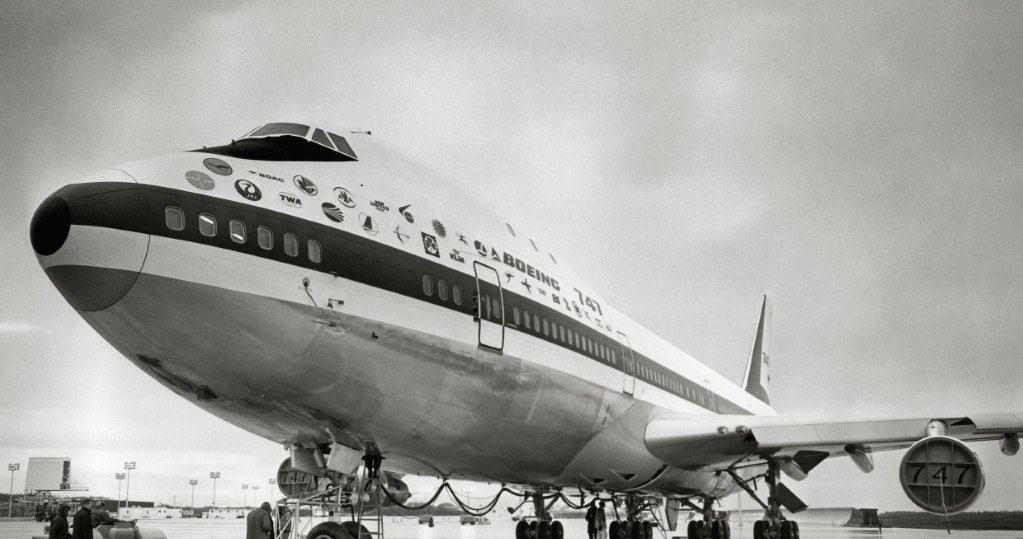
[71,499,93,539]
[585,503,598,539]
[596,501,607,539]
[246,502,273,539]
[49,504,72,539]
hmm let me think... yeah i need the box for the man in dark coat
[49,504,72,539]
[71,499,93,539]
[585,503,597,539]
[246,502,273,539]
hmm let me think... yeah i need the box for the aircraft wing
[645,411,1023,472]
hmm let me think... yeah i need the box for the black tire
[711,521,723,539]
[516,520,530,539]
[551,521,565,539]
[687,521,699,539]
[643,521,654,539]
[791,522,799,539]
[610,521,622,539]
[723,521,731,539]
[529,520,539,539]
[340,522,370,539]
[780,521,793,539]
[752,520,766,539]
[308,522,353,539]
[630,521,644,539]
[537,521,552,539]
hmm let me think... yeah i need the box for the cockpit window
[249,123,310,138]
[328,133,357,160]
[311,129,333,149]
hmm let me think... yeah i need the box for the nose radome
[33,180,150,312]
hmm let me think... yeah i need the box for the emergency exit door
[617,331,636,395]
[473,261,505,351]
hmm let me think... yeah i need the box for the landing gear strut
[683,497,729,539]
[726,461,800,539]
[513,491,564,539]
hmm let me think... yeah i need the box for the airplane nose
[30,195,72,256]
[32,178,150,312]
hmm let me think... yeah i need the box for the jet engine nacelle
[899,436,985,515]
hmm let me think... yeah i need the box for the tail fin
[741,296,772,404]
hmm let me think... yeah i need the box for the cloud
[0,321,43,334]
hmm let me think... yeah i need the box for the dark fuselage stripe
[58,181,752,415]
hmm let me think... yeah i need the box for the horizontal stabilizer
[741,296,772,404]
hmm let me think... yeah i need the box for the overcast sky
[3,1,1023,512]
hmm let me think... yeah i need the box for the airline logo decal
[202,158,232,176]
[449,249,465,263]
[234,179,262,201]
[321,202,344,223]
[334,187,356,208]
[293,175,318,196]
[398,204,414,223]
[279,192,303,208]
[394,225,410,244]
[371,200,389,212]
[457,233,468,244]
[432,219,447,238]
[248,170,285,182]
[359,213,378,235]
[421,232,440,258]
[185,170,215,191]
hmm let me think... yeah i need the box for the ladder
[355,474,385,539]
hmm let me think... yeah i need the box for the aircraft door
[617,331,636,395]
[473,261,505,352]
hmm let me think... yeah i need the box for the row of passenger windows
[166,207,322,263]
[510,306,620,366]
[421,275,464,306]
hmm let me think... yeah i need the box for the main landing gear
[725,460,804,539]
[606,494,659,539]
[514,491,564,539]
[683,498,730,539]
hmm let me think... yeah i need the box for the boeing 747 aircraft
[29,123,1023,539]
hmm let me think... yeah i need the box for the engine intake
[899,436,985,514]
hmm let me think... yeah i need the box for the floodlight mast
[115,473,125,511]
[123,462,135,508]
[189,479,198,510]
[8,463,20,518]
[209,472,220,506]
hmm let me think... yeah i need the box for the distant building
[203,508,246,519]
[119,505,179,519]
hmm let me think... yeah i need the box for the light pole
[8,463,20,518]
[209,472,220,506]
[252,485,259,507]
[123,462,136,508]
[115,474,126,512]
[241,484,249,509]
[189,480,198,510]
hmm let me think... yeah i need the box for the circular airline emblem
[279,192,303,208]
[185,170,215,190]
[293,175,318,196]
[359,212,378,235]
[322,202,345,223]
[203,158,232,176]
[234,179,262,201]
[334,187,356,208]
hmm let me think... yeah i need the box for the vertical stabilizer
[741,296,772,404]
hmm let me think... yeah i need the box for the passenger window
[308,240,322,263]
[453,285,462,305]
[438,280,448,301]
[513,307,521,325]
[492,298,502,319]
[560,326,566,342]
[524,311,531,330]
[283,233,298,257]
[165,207,185,231]
[199,213,217,237]
[542,319,549,336]
[229,220,246,243]
[423,275,433,296]
[533,314,540,332]
[257,226,273,250]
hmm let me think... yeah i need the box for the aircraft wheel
[687,521,699,539]
[780,521,795,539]
[790,522,799,539]
[551,521,564,539]
[340,522,370,539]
[630,521,644,539]
[537,521,552,539]
[752,520,766,539]
[515,520,530,539]
[308,522,353,539]
[609,521,622,539]
[528,520,539,539]
[643,521,654,539]
[722,521,731,539]
[711,521,724,539]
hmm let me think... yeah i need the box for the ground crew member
[246,502,273,539]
